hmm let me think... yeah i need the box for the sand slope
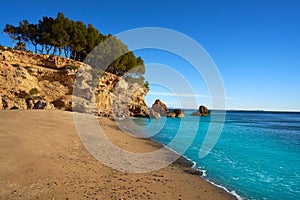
[0,110,235,199]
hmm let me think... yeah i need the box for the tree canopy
[3,12,145,79]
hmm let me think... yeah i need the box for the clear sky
[1,0,299,111]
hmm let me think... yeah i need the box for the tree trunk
[53,47,57,55]
[64,47,69,58]
[73,51,76,61]
[39,45,44,54]
[45,45,52,54]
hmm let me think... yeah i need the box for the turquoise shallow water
[131,111,300,199]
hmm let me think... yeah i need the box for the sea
[130,110,300,200]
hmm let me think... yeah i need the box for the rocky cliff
[0,47,149,117]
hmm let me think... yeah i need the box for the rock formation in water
[190,105,210,116]
[149,99,185,118]
[173,109,185,117]
[150,99,169,117]
[149,109,161,119]
[0,47,149,117]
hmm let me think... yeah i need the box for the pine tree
[52,12,70,56]
[38,16,55,54]
[2,12,147,82]
[3,24,19,48]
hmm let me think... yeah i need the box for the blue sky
[1,0,299,111]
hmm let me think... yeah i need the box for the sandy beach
[0,110,236,199]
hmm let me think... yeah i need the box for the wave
[201,176,244,200]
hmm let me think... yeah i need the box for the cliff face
[0,47,149,117]
[94,72,149,117]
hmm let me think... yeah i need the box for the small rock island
[190,105,211,116]
[149,99,210,119]
[149,99,185,119]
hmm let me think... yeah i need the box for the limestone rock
[199,105,210,116]
[0,96,2,110]
[190,111,200,116]
[150,109,161,119]
[32,100,55,110]
[150,99,169,117]
[72,96,93,113]
[173,109,185,117]
[0,96,27,110]
[94,72,149,118]
[190,105,210,116]
[167,112,176,118]
[0,48,149,117]
[51,95,72,111]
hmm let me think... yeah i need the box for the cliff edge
[0,47,149,117]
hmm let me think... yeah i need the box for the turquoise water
[132,111,300,199]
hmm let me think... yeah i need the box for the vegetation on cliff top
[3,12,146,81]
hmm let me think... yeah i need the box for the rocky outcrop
[150,109,161,119]
[0,46,85,70]
[93,72,149,118]
[190,105,210,116]
[150,99,185,118]
[32,100,55,109]
[0,48,149,116]
[167,112,176,118]
[173,109,185,117]
[150,99,169,118]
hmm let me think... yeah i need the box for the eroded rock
[190,105,210,116]
[150,99,169,117]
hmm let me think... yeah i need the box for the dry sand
[0,110,236,199]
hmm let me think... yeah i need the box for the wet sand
[0,110,236,199]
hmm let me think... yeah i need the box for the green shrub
[66,65,79,70]
[29,88,39,95]
[144,81,150,90]
[24,65,33,69]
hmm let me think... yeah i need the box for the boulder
[0,97,27,110]
[150,99,169,116]
[149,109,161,119]
[173,109,185,117]
[199,105,210,116]
[1,97,8,109]
[190,111,201,116]
[51,95,72,111]
[32,100,55,110]
[167,112,176,118]
[190,105,210,116]
[10,106,19,110]
[72,96,93,113]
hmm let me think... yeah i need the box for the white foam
[153,142,244,200]
[204,178,244,200]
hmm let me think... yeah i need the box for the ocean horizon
[129,110,300,199]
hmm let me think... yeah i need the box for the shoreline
[0,110,237,199]
[141,136,243,200]
[118,117,242,199]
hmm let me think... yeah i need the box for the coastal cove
[1,1,299,199]
[128,110,300,199]
[0,110,236,199]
